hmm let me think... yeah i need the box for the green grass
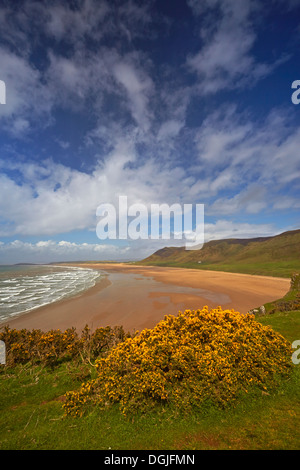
[138,260,300,278]
[259,311,300,343]
[259,274,300,316]
[138,229,300,278]
[1,308,300,450]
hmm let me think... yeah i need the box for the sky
[0,0,299,264]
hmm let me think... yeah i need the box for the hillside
[138,229,300,277]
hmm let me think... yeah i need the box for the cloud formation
[187,0,289,93]
[0,218,280,264]
[0,0,299,263]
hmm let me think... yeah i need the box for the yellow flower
[63,306,293,417]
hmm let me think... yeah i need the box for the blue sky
[0,0,299,263]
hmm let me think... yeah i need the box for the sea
[0,264,101,324]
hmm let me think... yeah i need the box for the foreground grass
[1,309,300,450]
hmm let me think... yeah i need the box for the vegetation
[0,324,128,368]
[1,272,300,449]
[261,273,300,314]
[63,307,292,418]
[1,303,299,449]
[138,229,300,278]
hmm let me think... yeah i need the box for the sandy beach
[0,263,290,333]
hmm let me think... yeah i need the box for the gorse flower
[63,306,293,417]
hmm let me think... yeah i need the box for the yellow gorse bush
[63,306,293,417]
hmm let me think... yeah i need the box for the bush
[268,273,300,314]
[63,306,293,417]
[0,324,128,367]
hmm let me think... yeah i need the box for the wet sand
[0,263,290,333]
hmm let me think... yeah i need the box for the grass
[1,362,300,450]
[138,229,300,278]
[259,310,300,342]
[138,260,300,278]
[1,307,300,450]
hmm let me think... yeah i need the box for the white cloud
[0,0,298,258]
[0,239,131,264]
[0,140,198,237]
[195,108,252,166]
[0,218,281,264]
[0,1,156,137]
[111,57,154,131]
[203,220,279,242]
[45,1,109,42]
[187,0,289,93]
[36,240,56,248]
[157,119,184,141]
[208,184,268,215]
[273,196,300,210]
[0,104,298,238]
[44,0,151,45]
[0,46,53,134]
[191,106,300,206]
[46,49,109,112]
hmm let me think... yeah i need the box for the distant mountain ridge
[139,229,300,278]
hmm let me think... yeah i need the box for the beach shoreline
[0,263,290,333]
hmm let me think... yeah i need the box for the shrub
[0,324,128,367]
[63,306,293,417]
[268,273,300,314]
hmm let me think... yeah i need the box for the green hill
[138,229,300,277]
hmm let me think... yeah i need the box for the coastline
[0,263,290,333]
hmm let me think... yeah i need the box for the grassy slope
[138,229,300,278]
[1,309,300,450]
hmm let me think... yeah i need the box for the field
[1,306,299,450]
[139,229,300,278]
[138,260,300,278]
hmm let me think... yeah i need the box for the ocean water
[0,264,101,323]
